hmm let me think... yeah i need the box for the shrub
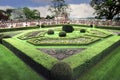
[50,62,73,80]
[90,24,93,28]
[36,25,40,27]
[59,31,66,37]
[62,25,74,33]
[47,29,54,35]
[41,24,45,28]
[0,34,11,43]
[80,29,86,33]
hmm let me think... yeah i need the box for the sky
[0,0,95,18]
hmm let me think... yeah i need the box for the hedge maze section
[1,26,120,80]
[63,36,120,78]
[2,38,58,78]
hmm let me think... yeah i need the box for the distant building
[10,9,26,21]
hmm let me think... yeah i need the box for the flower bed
[28,37,100,46]
[18,31,46,40]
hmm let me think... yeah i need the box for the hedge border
[2,38,58,79]
[41,24,120,30]
[27,38,100,46]
[0,26,39,32]
[63,36,120,79]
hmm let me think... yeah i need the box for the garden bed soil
[37,48,86,60]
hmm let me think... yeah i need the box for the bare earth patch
[37,48,86,60]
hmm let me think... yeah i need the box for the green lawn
[79,46,120,80]
[0,44,45,80]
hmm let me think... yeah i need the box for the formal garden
[0,24,120,80]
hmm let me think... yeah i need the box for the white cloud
[29,3,95,18]
[69,3,95,18]
[0,3,95,18]
[29,6,50,17]
[0,6,14,10]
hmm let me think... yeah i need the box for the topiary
[41,24,45,28]
[80,29,86,33]
[36,25,40,27]
[59,31,66,37]
[50,62,73,80]
[90,24,93,28]
[47,29,54,35]
[62,25,74,33]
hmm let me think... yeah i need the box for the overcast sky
[0,0,95,18]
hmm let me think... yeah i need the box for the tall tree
[23,7,40,20]
[49,0,70,19]
[6,9,13,17]
[90,0,120,20]
[0,10,9,20]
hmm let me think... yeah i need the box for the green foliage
[90,0,120,20]
[80,29,86,33]
[79,46,120,80]
[0,34,11,43]
[47,29,54,35]
[18,31,46,40]
[0,44,45,80]
[0,26,39,32]
[28,36,99,46]
[41,24,46,28]
[63,36,120,78]
[96,26,120,30]
[23,7,40,20]
[50,62,73,80]
[62,25,74,33]
[90,24,93,28]
[59,31,66,37]
[45,15,54,19]
[2,39,58,70]
[49,0,70,19]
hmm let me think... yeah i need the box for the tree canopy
[23,7,40,20]
[49,0,70,19]
[90,0,120,20]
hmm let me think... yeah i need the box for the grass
[63,36,120,69]
[3,38,58,70]
[1,26,120,80]
[0,44,45,80]
[79,46,120,80]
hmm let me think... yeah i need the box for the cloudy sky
[0,0,95,18]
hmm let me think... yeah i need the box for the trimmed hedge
[27,37,100,46]
[80,29,86,33]
[0,26,39,32]
[0,34,11,43]
[63,36,120,79]
[50,62,73,80]
[2,38,58,79]
[62,25,74,33]
[96,26,120,30]
[59,31,66,37]
[47,29,54,35]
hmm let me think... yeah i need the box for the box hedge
[0,26,39,32]
[63,36,120,79]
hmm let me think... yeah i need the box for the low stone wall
[0,19,120,29]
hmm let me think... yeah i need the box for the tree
[6,9,13,17]
[0,10,9,20]
[23,7,40,20]
[45,15,54,19]
[90,0,120,20]
[49,0,70,20]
